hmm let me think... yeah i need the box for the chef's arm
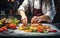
[45,0,56,22]
[18,0,29,18]
[19,11,27,18]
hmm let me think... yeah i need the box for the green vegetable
[12,18,18,24]
[32,29,37,32]
[27,26,30,29]
[0,22,2,28]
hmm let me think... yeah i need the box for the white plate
[10,23,60,36]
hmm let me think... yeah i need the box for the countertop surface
[0,23,60,37]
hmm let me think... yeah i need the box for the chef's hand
[21,16,28,26]
[37,15,52,23]
[31,16,38,24]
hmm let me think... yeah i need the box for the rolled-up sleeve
[45,0,56,21]
[18,0,29,12]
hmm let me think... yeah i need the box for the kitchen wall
[0,0,24,20]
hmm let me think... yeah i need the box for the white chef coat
[18,0,56,21]
[34,0,40,9]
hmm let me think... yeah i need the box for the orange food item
[37,25,43,29]
[18,23,52,33]
[43,25,50,29]
[36,28,43,33]
[25,29,32,32]
[9,23,16,29]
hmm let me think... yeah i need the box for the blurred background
[0,0,60,23]
[0,0,24,20]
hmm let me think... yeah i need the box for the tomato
[0,28,4,32]
[2,26,7,31]
[37,28,43,33]
[49,30,57,32]
[11,25,16,29]
[9,23,16,29]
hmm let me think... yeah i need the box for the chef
[18,0,56,25]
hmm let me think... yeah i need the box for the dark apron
[33,0,43,16]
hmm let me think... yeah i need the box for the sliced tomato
[2,26,7,31]
[36,28,43,33]
[0,28,4,32]
[49,30,57,32]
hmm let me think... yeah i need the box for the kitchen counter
[0,23,60,37]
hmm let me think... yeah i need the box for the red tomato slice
[49,30,57,32]
[37,28,43,33]
[2,26,7,31]
[0,28,4,32]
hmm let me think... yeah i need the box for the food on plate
[18,23,57,33]
[43,25,50,29]
[25,29,32,32]
[0,18,19,33]
[2,26,7,31]
[11,18,20,24]
[0,28,4,32]
[32,29,37,32]
[49,29,57,32]
[8,23,16,29]
[0,26,7,32]
[3,18,20,24]
[0,21,3,28]
[18,26,29,30]
[36,28,43,33]
[30,26,34,29]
